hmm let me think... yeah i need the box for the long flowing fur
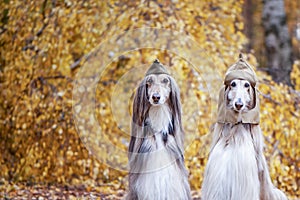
[126,76,191,200]
[202,85,287,200]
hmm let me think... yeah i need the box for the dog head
[217,54,260,124]
[146,74,171,105]
[226,79,255,112]
[132,61,182,127]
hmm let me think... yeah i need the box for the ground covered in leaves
[0,182,202,200]
[0,183,123,199]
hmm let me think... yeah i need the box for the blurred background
[0,0,299,199]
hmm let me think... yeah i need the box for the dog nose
[152,93,160,103]
[234,101,244,110]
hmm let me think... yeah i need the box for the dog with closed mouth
[201,54,287,200]
[126,59,191,200]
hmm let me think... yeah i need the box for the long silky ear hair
[128,78,150,154]
[224,85,230,107]
[248,85,256,110]
[132,78,150,126]
[168,76,184,149]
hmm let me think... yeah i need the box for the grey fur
[126,75,191,200]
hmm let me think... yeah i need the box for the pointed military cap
[224,53,258,87]
[145,59,170,76]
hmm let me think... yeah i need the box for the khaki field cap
[217,54,260,124]
[145,59,170,76]
[224,54,258,87]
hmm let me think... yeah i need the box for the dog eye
[231,82,236,87]
[244,82,250,88]
[147,78,153,84]
[162,78,169,84]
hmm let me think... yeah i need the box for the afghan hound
[126,71,191,200]
[201,78,288,200]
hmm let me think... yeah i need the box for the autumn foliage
[0,0,299,199]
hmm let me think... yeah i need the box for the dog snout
[152,93,160,103]
[234,98,244,110]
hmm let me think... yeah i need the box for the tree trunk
[262,0,293,86]
[243,0,254,52]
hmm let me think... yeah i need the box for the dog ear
[132,78,150,127]
[169,76,182,126]
[168,76,184,148]
[224,85,230,106]
[249,85,256,110]
[129,78,149,155]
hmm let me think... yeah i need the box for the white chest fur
[148,105,172,133]
[148,105,172,150]
[132,105,189,200]
[135,160,189,200]
[203,124,260,200]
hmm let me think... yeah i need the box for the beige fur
[202,79,287,200]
